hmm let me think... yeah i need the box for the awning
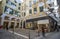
[37,19,49,24]
[26,16,49,22]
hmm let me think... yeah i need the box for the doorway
[3,22,9,30]
[10,22,14,29]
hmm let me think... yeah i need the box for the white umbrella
[15,0,23,3]
[44,8,48,12]
[46,0,54,4]
[38,2,44,7]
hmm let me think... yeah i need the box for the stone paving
[0,29,60,39]
[34,32,60,39]
[0,29,27,39]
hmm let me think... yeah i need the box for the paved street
[0,29,27,39]
[9,28,60,39]
[0,29,60,39]
[34,32,60,39]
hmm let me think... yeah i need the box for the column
[1,17,4,25]
[46,24,50,32]
[8,18,11,28]
[14,19,17,31]
[22,20,23,29]
[25,20,26,28]
[37,24,40,36]
[19,20,21,28]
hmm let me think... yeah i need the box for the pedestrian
[6,26,8,30]
[41,26,45,37]
[57,26,59,32]
[37,29,40,36]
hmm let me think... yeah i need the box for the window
[15,0,17,3]
[4,6,8,12]
[19,3,21,5]
[39,6,43,12]
[6,0,11,5]
[11,2,16,6]
[24,12,26,16]
[18,7,20,10]
[15,11,20,17]
[29,1,32,7]
[9,9,14,15]
[6,0,8,3]
[29,9,32,14]
[4,6,13,14]
[34,8,37,14]
[15,11,18,15]
[34,8,37,11]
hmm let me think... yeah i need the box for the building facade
[0,0,59,32]
[0,0,21,29]
[21,0,59,32]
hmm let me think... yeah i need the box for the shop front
[10,22,15,29]
[37,19,50,32]
[26,16,56,32]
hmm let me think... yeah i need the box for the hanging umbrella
[15,0,23,3]
[38,2,44,7]
[46,0,54,4]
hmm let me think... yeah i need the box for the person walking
[37,29,40,36]
[41,26,45,37]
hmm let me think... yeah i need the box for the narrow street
[0,29,60,39]
[0,29,27,39]
[0,0,60,39]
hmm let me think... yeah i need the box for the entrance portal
[3,22,9,30]
[10,22,14,29]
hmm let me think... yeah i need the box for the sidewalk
[0,28,60,39]
[9,28,58,39]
